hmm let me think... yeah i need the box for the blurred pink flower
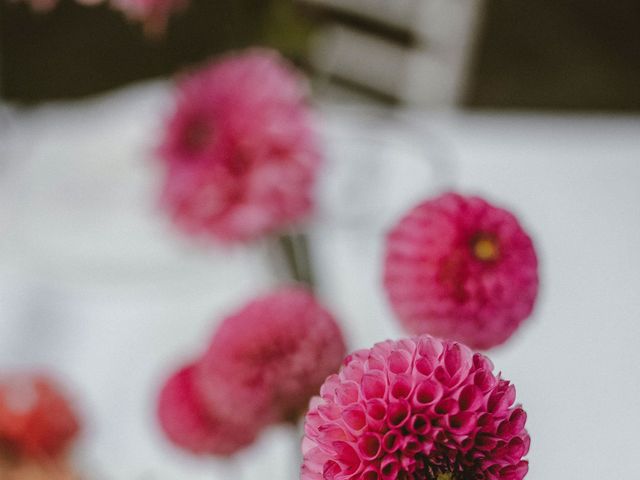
[11,0,185,34]
[197,287,346,425]
[157,364,259,456]
[384,192,539,350]
[302,335,530,480]
[159,49,321,243]
[110,0,188,35]
[0,374,80,459]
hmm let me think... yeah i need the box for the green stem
[277,232,315,288]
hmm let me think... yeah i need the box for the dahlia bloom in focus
[384,193,538,350]
[159,49,321,243]
[0,374,80,459]
[302,336,529,480]
[197,287,346,425]
[157,364,259,456]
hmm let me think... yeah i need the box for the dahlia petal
[361,374,386,400]
[412,379,443,409]
[458,384,484,412]
[389,375,413,401]
[380,457,400,479]
[357,432,382,460]
[382,430,402,453]
[342,405,367,433]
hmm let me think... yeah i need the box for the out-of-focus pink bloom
[157,364,259,456]
[158,49,321,243]
[302,335,530,480]
[384,192,539,350]
[0,374,80,459]
[197,287,346,425]
[110,0,188,35]
[10,0,184,34]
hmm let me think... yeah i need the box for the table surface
[0,82,639,478]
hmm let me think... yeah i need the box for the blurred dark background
[464,0,640,110]
[0,0,310,101]
[1,0,639,110]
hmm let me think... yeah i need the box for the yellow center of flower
[472,234,499,262]
[436,473,455,480]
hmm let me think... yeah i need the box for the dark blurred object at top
[465,0,640,111]
[1,0,639,110]
[0,0,309,103]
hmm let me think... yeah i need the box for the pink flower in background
[384,193,539,350]
[302,336,530,480]
[157,364,259,456]
[159,49,321,243]
[197,287,346,425]
[0,374,80,459]
[110,0,188,35]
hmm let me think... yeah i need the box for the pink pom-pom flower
[158,49,321,243]
[302,336,530,480]
[0,374,80,459]
[157,364,259,456]
[384,192,539,350]
[197,287,347,425]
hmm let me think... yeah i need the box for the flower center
[436,474,455,480]
[471,233,499,262]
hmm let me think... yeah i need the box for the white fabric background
[0,82,639,478]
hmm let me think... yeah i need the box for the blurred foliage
[263,0,313,64]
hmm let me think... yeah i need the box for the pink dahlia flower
[302,336,529,480]
[197,287,346,425]
[384,193,539,350]
[158,49,321,243]
[0,374,80,459]
[157,364,259,456]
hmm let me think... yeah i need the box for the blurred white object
[305,0,483,105]
[316,106,452,229]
